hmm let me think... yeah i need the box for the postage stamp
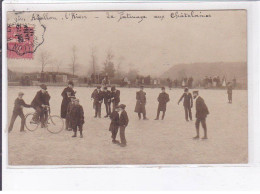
[7,24,34,59]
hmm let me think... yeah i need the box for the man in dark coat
[178,87,193,121]
[91,86,103,118]
[134,86,148,120]
[31,84,51,128]
[61,81,76,129]
[8,92,31,133]
[192,91,209,139]
[103,86,112,118]
[227,82,233,103]
[70,99,84,138]
[155,87,170,120]
[111,86,120,111]
[118,104,129,147]
[109,106,120,144]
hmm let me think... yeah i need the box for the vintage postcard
[6,10,247,165]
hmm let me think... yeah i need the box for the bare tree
[71,46,77,77]
[39,51,52,72]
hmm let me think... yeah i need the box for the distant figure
[134,85,148,120]
[118,104,129,147]
[103,86,112,118]
[8,92,31,133]
[227,82,233,103]
[192,91,209,139]
[111,86,120,111]
[61,81,76,130]
[155,87,170,120]
[178,87,193,121]
[70,99,84,138]
[109,106,120,144]
[91,86,103,118]
[222,76,226,87]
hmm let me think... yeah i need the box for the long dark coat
[134,91,146,113]
[195,96,209,119]
[157,92,170,111]
[109,110,119,132]
[31,90,50,108]
[61,87,75,119]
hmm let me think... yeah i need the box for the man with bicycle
[31,84,51,128]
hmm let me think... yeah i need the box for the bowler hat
[18,92,24,96]
[68,80,74,86]
[40,84,47,90]
[119,104,126,109]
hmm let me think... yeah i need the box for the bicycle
[25,106,64,134]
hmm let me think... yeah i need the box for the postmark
[7,24,35,59]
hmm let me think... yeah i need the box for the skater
[111,86,120,111]
[227,82,233,103]
[70,99,84,138]
[66,96,76,131]
[8,92,31,133]
[134,86,148,120]
[103,86,112,118]
[109,106,120,144]
[178,87,193,121]
[61,81,76,130]
[91,86,103,118]
[118,104,129,147]
[31,84,51,128]
[155,87,170,120]
[192,91,209,139]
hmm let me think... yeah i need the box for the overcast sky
[7,10,247,77]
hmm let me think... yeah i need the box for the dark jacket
[119,110,129,127]
[195,96,209,119]
[134,90,146,113]
[69,104,84,126]
[91,89,103,103]
[111,90,120,104]
[66,101,75,119]
[31,90,50,108]
[157,92,170,111]
[227,85,233,94]
[13,98,31,113]
[103,90,112,104]
[109,110,120,131]
[178,92,193,107]
[61,87,75,118]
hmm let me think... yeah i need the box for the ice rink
[6,86,248,165]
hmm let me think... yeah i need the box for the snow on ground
[7,86,248,165]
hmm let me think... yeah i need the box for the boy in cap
[109,105,120,144]
[155,87,170,120]
[91,86,103,118]
[31,84,51,128]
[118,104,129,147]
[8,92,31,133]
[66,96,76,131]
[70,99,85,138]
[178,87,193,121]
[192,91,209,139]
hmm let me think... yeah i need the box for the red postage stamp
[7,24,34,59]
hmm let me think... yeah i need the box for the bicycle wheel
[46,115,64,134]
[25,113,40,131]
